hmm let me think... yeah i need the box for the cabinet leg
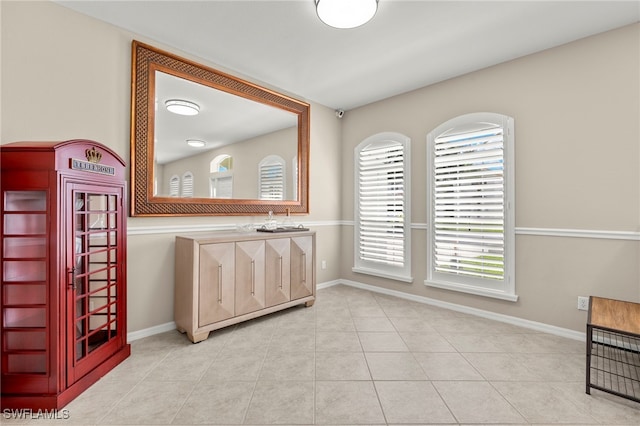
[187,331,210,343]
[305,299,315,307]
[176,326,186,334]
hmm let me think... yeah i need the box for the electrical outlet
[321,260,327,270]
[577,296,589,311]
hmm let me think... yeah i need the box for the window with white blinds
[210,155,234,198]
[169,175,180,197]
[181,172,194,197]
[354,132,412,282]
[426,113,516,301]
[210,175,233,198]
[258,155,285,200]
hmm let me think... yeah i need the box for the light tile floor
[5,284,640,425]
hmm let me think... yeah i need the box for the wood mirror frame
[130,40,310,216]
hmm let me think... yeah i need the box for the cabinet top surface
[589,296,640,335]
[176,229,315,244]
[1,139,125,167]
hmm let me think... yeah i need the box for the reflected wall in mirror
[130,41,310,216]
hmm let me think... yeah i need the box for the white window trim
[210,154,232,173]
[426,112,517,302]
[353,132,412,283]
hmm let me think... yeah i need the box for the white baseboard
[127,321,176,342]
[126,278,585,343]
[337,279,586,342]
[125,283,343,341]
[317,279,342,290]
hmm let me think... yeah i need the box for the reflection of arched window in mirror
[258,155,286,200]
[292,155,298,200]
[169,175,180,197]
[181,172,194,198]
[210,155,234,198]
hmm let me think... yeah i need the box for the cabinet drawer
[235,240,266,316]
[291,236,314,300]
[265,238,291,307]
[199,242,235,326]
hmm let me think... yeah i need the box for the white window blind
[181,172,194,197]
[169,175,179,197]
[259,156,285,200]
[211,175,233,198]
[210,155,233,198]
[359,143,405,266]
[426,113,516,301]
[354,132,412,282]
[433,125,504,280]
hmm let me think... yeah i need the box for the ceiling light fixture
[186,139,206,148]
[165,99,200,116]
[315,0,378,29]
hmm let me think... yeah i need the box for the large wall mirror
[130,41,310,216]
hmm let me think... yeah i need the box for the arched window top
[356,131,409,152]
[431,112,509,139]
[259,154,285,167]
[210,155,233,173]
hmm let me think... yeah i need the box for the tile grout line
[167,325,236,425]
[240,321,278,425]
[94,344,175,425]
[313,302,317,425]
[356,295,390,425]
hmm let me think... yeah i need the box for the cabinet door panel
[67,185,126,383]
[199,243,235,326]
[291,236,314,300]
[235,240,266,315]
[265,238,291,307]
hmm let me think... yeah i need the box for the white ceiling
[155,71,298,164]
[55,1,639,111]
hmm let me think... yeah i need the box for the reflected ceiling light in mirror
[315,0,378,29]
[186,139,206,148]
[165,99,200,116]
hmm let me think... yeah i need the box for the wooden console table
[174,230,315,343]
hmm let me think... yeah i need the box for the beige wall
[2,1,638,335]
[161,126,297,199]
[1,1,343,333]
[340,23,640,331]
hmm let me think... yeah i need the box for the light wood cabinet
[265,238,291,306]
[291,236,314,300]
[198,243,235,325]
[175,230,315,343]
[235,240,266,316]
